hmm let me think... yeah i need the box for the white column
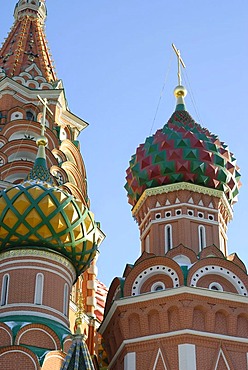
[124,352,136,370]
[178,344,196,370]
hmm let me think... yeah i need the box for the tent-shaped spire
[0,0,56,82]
[61,336,95,370]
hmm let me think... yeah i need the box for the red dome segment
[125,110,241,207]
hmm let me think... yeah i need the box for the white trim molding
[178,344,196,370]
[124,352,136,370]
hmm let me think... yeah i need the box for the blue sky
[1,1,248,286]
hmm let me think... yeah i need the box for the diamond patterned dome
[0,180,98,275]
[125,109,241,207]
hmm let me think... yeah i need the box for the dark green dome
[125,108,241,207]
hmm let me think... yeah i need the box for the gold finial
[37,95,53,147]
[74,289,86,335]
[172,43,186,86]
[172,44,187,109]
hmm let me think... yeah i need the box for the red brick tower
[100,46,248,370]
[0,1,105,369]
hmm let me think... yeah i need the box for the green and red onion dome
[125,86,241,207]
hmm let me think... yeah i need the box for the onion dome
[0,133,98,276]
[125,85,241,207]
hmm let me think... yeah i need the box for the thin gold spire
[172,43,187,111]
[172,43,186,86]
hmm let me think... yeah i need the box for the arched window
[209,282,223,292]
[34,273,44,305]
[151,282,165,292]
[145,234,150,253]
[198,225,206,251]
[63,283,69,316]
[1,274,9,306]
[165,225,172,252]
[26,111,35,121]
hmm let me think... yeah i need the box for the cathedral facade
[100,62,248,369]
[0,1,248,370]
[0,1,106,369]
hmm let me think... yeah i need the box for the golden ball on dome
[174,85,187,98]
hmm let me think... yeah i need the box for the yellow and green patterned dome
[0,137,99,276]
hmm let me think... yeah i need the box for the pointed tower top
[0,0,56,83]
[26,95,55,184]
[172,43,187,111]
[14,0,47,24]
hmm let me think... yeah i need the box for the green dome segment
[0,180,98,275]
[125,109,241,207]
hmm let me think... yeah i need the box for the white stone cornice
[99,286,248,334]
[0,249,76,282]
[107,329,248,369]
[132,182,233,220]
[0,77,63,101]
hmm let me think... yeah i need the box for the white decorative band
[131,265,180,296]
[0,248,76,282]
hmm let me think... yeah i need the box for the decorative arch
[192,305,206,331]
[128,312,141,338]
[131,265,180,296]
[0,346,39,370]
[148,309,160,334]
[168,305,180,331]
[61,162,86,191]
[42,350,65,370]
[214,310,228,335]
[15,324,60,350]
[237,313,248,338]
[189,264,247,296]
[0,323,12,346]
[60,139,86,176]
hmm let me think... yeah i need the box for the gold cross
[172,43,186,86]
[37,95,53,136]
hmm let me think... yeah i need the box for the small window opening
[26,111,35,121]
[165,225,172,252]
[34,273,44,305]
[1,274,9,306]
